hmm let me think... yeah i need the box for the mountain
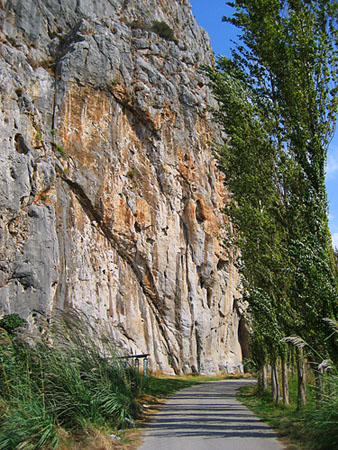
[0,0,244,374]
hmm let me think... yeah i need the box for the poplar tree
[206,0,338,407]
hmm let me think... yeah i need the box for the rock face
[0,0,243,374]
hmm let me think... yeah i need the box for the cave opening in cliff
[238,318,251,371]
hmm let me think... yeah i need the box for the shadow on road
[140,380,281,442]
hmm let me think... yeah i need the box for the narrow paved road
[138,379,285,450]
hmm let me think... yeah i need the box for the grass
[0,311,143,449]
[143,376,200,398]
[0,312,254,449]
[144,372,251,398]
[9,310,335,449]
[236,372,338,450]
[237,384,306,449]
[302,373,338,450]
[56,144,67,158]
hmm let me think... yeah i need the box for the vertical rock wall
[0,0,243,374]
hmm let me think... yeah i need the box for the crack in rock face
[0,0,244,375]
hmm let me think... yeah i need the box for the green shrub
[151,21,174,40]
[303,372,338,449]
[126,166,138,179]
[0,314,26,336]
[0,310,142,448]
[56,144,67,157]
[0,396,60,450]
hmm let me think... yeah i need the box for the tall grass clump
[301,318,338,449]
[303,371,338,450]
[238,317,338,450]
[0,311,142,449]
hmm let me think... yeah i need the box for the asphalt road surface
[138,379,285,450]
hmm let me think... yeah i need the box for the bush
[0,396,60,450]
[151,21,174,41]
[0,314,26,336]
[303,372,338,449]
[126,166,138,179]
[56,144,67,157]
[0,311,143,448]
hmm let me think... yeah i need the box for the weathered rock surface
[0,0,243,374]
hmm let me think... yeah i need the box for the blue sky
[190,0,338,248]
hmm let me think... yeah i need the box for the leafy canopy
[206,0,338,360]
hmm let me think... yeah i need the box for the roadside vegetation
[0,311,145,449]
[237,367,338,450]
[0,312,244,449]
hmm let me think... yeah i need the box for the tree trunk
[271,359,281,405]
[258,361,268,393]
[281,352,290,405]
[296,347,306,410]
[289,345,296,377]
[271,364,276,399]
[262,363,268,392]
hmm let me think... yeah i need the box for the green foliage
[56,144,66,158]
[0,311,143,448]
[237,379,312,448]
[205,0,338,368]
[151,21,174,41]
[0,313,239,448]
[0,314,26,336]
[126,166,138,179]
[242,358,259,377]
[333,247,338,283]
[0,397,60,450]
[143,377,199,398]
[303,372,338,449]
[238,369,338,450]
[301,319,338,448]
[287,238,338,355]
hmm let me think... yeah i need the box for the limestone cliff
[0,0,243,374]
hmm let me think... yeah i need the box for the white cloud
[332,233,338,249]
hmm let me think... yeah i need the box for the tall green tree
[206,0,338,407]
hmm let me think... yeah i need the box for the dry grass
[154,372,252,382]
